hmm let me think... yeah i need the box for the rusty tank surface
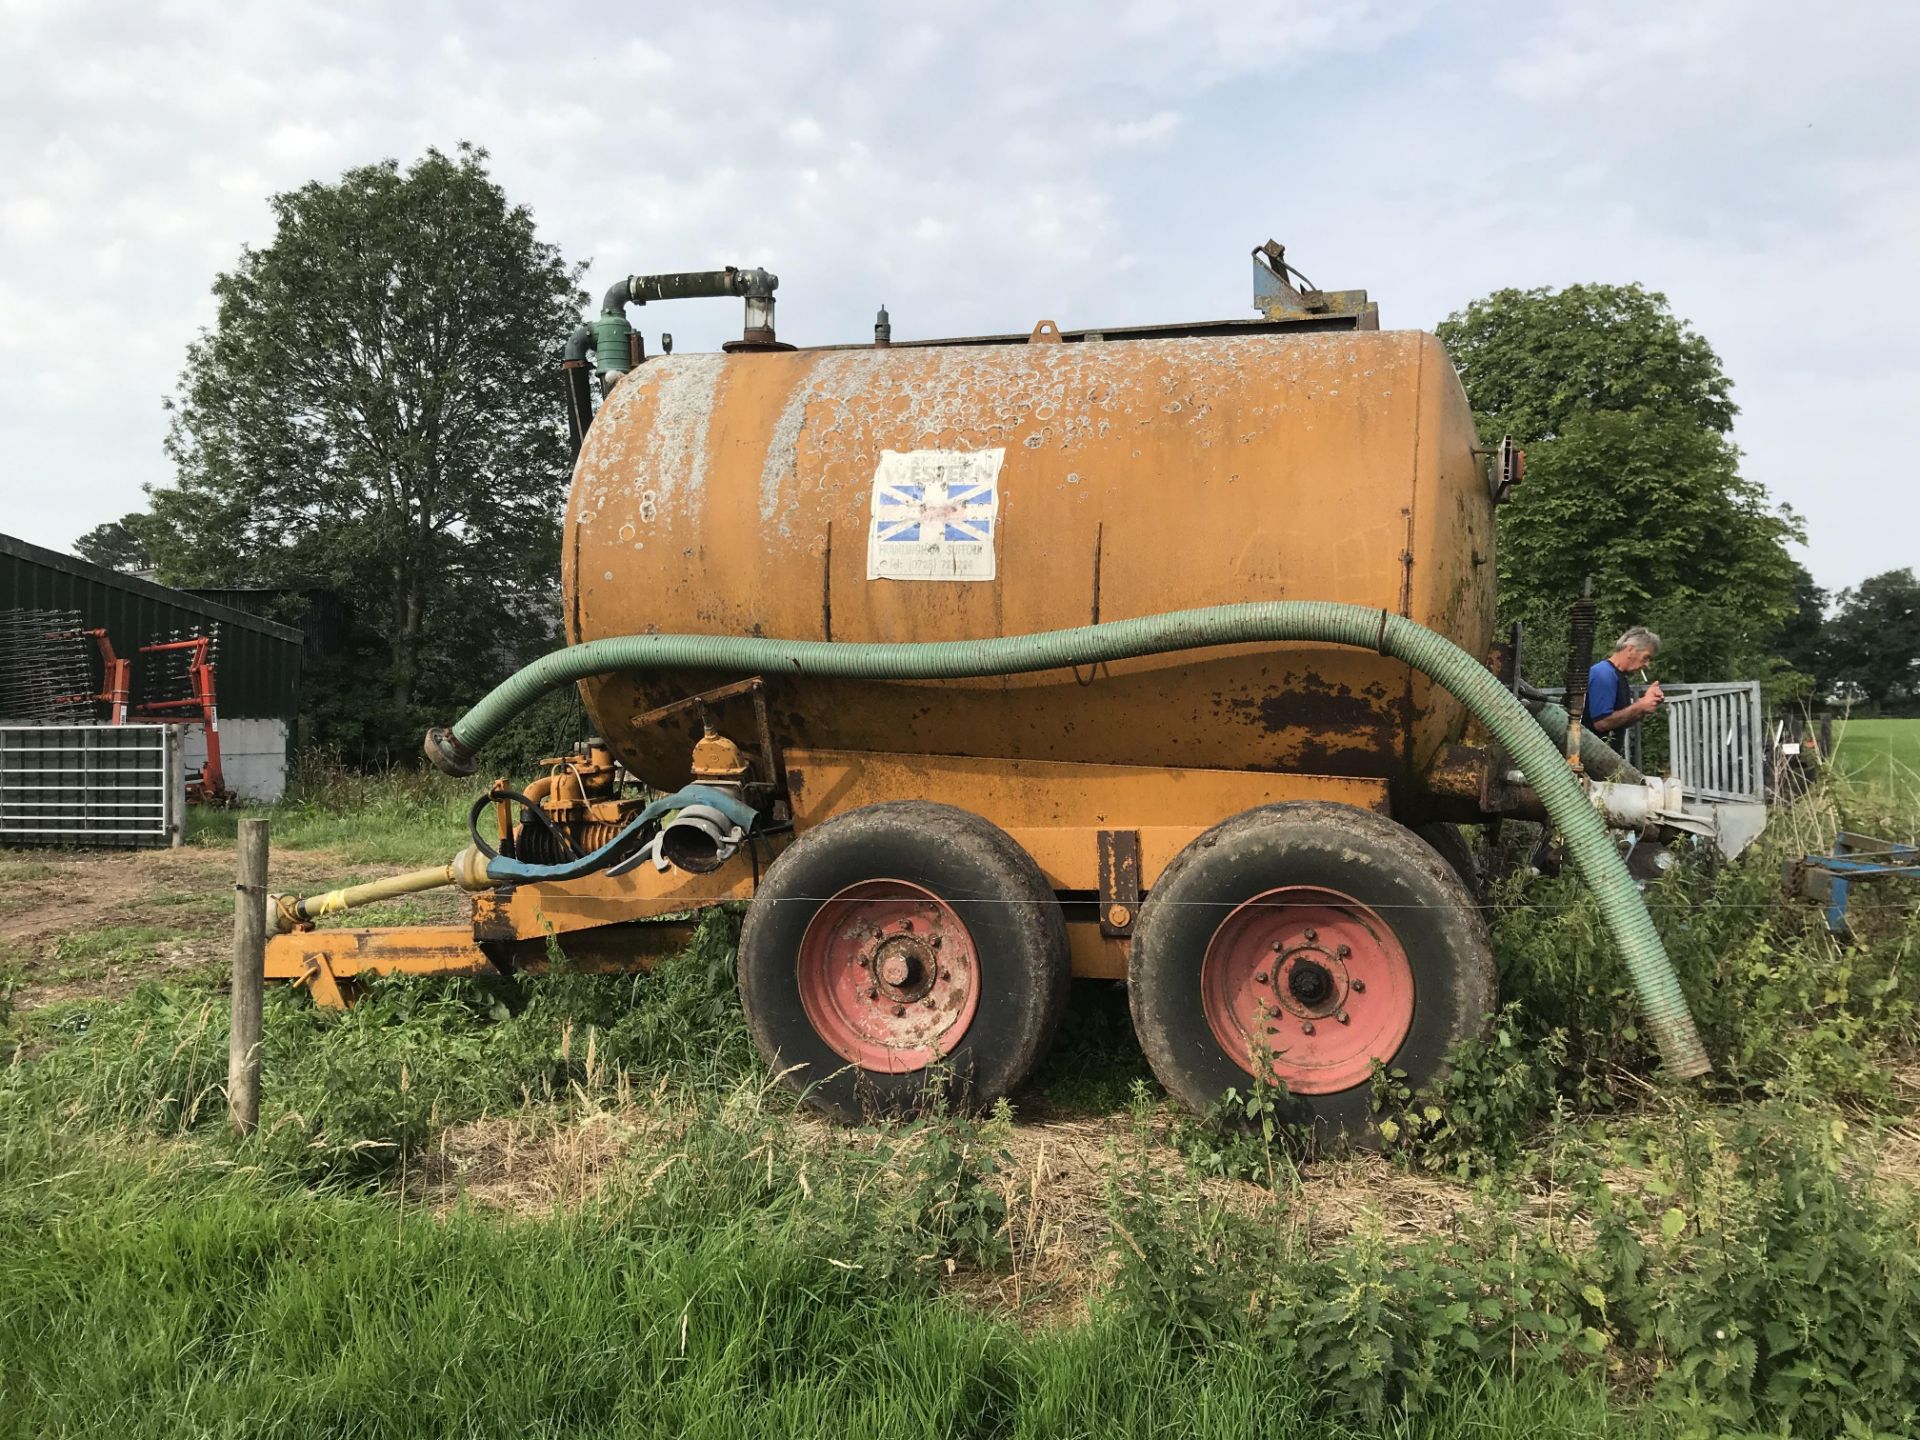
[566,326,1495,793]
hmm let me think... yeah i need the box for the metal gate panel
[0,724,185,848]
[1664,682,1764,804]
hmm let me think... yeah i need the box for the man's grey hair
[1615,626,1661,654]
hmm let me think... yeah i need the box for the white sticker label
[866,448,1004,582]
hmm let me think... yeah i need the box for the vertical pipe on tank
[1563,580,1599,772]
[562,322,600,453]
[563,362,596,458]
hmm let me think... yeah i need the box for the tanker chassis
[265,244,1711,1137]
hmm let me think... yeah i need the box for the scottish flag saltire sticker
[866,448,1004,582]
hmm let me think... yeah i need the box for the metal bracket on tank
[1250,240,1377,325]
[1473,435,1525,505]
[1097,829,1142,937]
[630,676,785,807]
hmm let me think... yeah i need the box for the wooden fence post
[229,818,268,1137]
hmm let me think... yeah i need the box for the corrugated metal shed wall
[0,533,302,721]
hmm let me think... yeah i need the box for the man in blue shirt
[1583,626,1665,753]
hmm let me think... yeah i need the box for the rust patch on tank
[1220,673,1401,780]
[1227,675,1394,735]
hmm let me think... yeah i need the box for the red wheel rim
[795,879,982,1073]
[1199,885,1414,1095]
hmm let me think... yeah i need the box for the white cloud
[1107,111,1182,147]
[261,122,342,166]
[1495,7,1726,103]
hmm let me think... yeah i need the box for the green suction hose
[424,601,1710,1078]
[1527,700,1647,785]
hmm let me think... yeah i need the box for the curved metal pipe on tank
[597,266,781,375]
[420,601,1712,1080]
[567,265,783,438]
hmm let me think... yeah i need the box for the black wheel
[738,801,1070,1122]
[1415,821,1489,910]
[1128,801,1496,1142]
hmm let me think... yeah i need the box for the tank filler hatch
[1251,240,1379,327]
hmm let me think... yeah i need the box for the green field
[1832,716,1920,795]
[5,762,1920,1438]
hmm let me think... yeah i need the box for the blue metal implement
[1795,832,1920,934]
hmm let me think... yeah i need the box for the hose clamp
[424,726,477,777]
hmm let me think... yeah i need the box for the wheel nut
[1254,971,1268,984]
[1336,944,1350,957]
[866,986,878,1000]
[1304,927,1317,942]
[1301,1020,1316,1036]
[1336,1010,1350,1025]
[923,997,936,1008]
[891,1004,905,1017]
[1351,978,1366,993]
[939,967,950,981]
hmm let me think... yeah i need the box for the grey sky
[2,0,1913,593]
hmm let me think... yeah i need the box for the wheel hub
[1284,955,1335,1009]
[1198,885,1416,1094]
[872,933,936,1001]
[795,879,980,1073]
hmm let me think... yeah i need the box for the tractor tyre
[1129,801,1496,1144]
[738,801,1070,1123]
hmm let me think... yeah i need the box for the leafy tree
[1768,560,1830,698]
[145,144,583,752]
[73,513,155,573]
[1439,282,1736,442]
[1826,569,1920,709]
[1438,284,1800,680]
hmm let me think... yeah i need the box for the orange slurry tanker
[264,242,1714,1138]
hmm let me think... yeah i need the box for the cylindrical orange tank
[564,328,1495,793]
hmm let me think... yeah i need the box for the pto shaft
[272,847,492,934]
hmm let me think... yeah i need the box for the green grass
[1021,980,1154,1116]
[1831,716,1920,794]
[49,923,180,965]
[0,1125,1640,1440]
[187,753,475,864]
[0,924,210,988]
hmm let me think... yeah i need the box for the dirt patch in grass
[413,1105,691,1216]
[0,843,465,1012]
[407,1098,1487,1328]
